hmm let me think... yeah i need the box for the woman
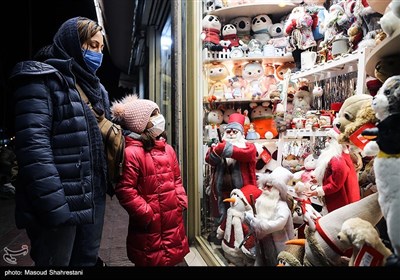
[10,17,110,266]
[111,95,189,266]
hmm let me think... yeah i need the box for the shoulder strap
[76,83,105,121]
[76,83,90,105]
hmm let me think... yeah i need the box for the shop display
[198,0,399,267]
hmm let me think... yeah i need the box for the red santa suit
[205,113,257,225]
[311,128,360,213]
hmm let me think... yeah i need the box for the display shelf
[365,28,400,77]
[284,128,328,138]
[203,54,294,65]
[208,2,298,22]
[366,0,390,15]
[290,47,371,95]
[203,98,279,105]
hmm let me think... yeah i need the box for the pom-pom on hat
[326,127,340,141]
[225,113,245,133]
[111,94,159,134]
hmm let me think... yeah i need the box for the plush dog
[337,217,392,266]
[362,75,400,266]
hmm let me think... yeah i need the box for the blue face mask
[82,49,103,73]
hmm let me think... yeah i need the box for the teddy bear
[361,75,400,266]
[337,217,393,266]
[336,94,378,148]
[220,23,240,50]
[275,61,296,80]
[374,54,400,84]
[201,14,224,52]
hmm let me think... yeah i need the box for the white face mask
[148,114,165,137]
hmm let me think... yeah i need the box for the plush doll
[362,75,400,266]
[347,22,364,51]
[245,166,295,266]
[268,22,291,57]
[205,108,224,141]
[216,184,262,266]
[284,6,317,51]
[205,0,224,12]
[302,192,382,266]
[292,87,313,119]
[201,14,223,52]
[242,61,265,99]
[249,101,278,139]
[228,76,245,99]
[379,1,400,37]
[206,63,230,101]
[251,14,272,46]
[337,95,378,148]
[337,217,392,266]
[254,141,279,173]
[221,23,241,50]
[230,16,252,45]
[275,62,296,80]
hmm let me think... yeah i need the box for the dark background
[1,0,124,138]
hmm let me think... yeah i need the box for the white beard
[314,139,342,184]
[223,131,247,148]
[255,188,280,219]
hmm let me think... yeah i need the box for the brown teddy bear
[374,54,400,83]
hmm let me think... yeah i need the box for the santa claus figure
[305,127,361,213]
[206,113,257,225]
[245,166,295,266]
[216,184,262,266]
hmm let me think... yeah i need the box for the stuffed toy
[216,184,262,266]
[302,192,382,266]
[205,0,224,12]
[362,75,400,266]
[284,6,317,51]
[230,16,252,46]
[276,239,306,266]
[242,61,266,99]
[275,61,296,80]
[292,87,313,119]
[221,23,241,50]
[206,62,230,101]
[254,141,279,173]
[201,14,223,51]
[374,55,400,84]
[358,157,377,197]
[337,94,378,148]
[347,22,364,51]
[249,101,278,139]
[245,166,295,266]
[251,14,272,46]
[379,1,400,37]
[228,76,245,99]
[337,217,392,266]
[205,108,224,141]
[267,22,290,56]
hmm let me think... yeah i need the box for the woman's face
[82,30,104,53]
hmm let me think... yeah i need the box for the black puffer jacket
[10,58,108,228]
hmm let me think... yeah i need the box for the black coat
[10,59,108,228]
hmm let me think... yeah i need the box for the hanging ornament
[312,81,324,112]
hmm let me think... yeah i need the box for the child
[111,94,189,266]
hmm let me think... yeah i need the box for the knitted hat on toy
[111,94,159,134]
[225,113,245,134]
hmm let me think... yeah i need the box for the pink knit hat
[111,94,159,134]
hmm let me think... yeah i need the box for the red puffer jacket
[115,136,189,266]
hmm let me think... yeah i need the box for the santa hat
[255,167,293,202]
[303,192,383,266]
[366,77,383,97]
[325,127,341,141]
[111,94,159,134]
[225,113,245,134]
[232,184,262,209]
